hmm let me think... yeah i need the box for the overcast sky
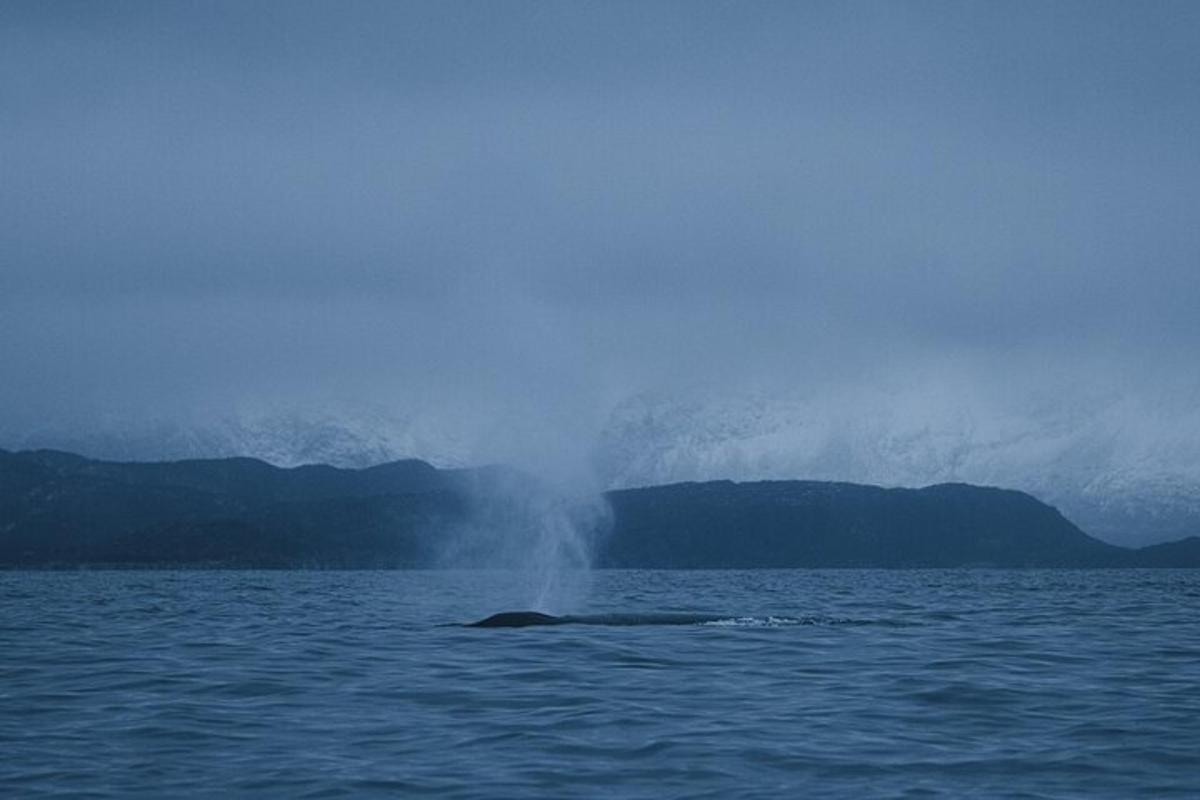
[3,0,1199,472]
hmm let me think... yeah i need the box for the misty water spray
[434,467,611,613]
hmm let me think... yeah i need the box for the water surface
[2,570,1198,798]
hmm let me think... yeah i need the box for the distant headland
[1,448,1196,569]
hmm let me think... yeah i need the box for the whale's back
[467,611,563,628]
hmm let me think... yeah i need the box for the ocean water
[2,570,1198,798]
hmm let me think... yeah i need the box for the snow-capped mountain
[4,388,1198,547]
[0,404,474,470]
[592,390,1200,548]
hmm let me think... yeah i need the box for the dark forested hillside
[0,449,1190,568]
[602,480,1126,568]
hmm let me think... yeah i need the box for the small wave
[702,616,821,627]
[568,613,723,626]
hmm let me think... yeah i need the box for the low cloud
[2,1,1198,488]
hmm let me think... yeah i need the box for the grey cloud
[2,0,1199,484]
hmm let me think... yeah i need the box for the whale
[468,611,566,628]
[466,611,732,628]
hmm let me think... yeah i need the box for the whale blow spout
[467,611,565,628]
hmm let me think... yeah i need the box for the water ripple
[2,569,1199,798]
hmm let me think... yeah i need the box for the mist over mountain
[6,381,1198,548]
[5,448,1196,569]
[3,2,1199,551]
[595,387,1200,548]
[0,405,475,471]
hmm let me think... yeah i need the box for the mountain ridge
[7,391,1200,547]
[0,449,1195,568]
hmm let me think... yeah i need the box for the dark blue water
[2,570,1198,798]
